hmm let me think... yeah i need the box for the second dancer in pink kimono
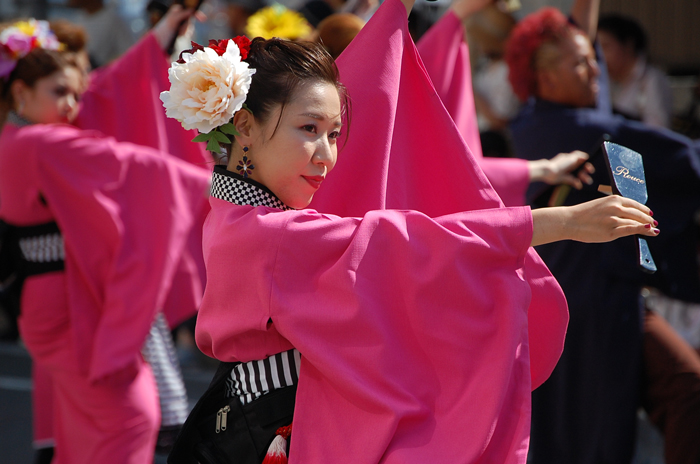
[0,17,210,464]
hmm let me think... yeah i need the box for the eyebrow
[300,113,343,127]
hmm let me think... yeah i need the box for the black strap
[0,220,64,318]
[6,221,65,277]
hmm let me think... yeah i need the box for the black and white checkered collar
[210,166,293,211]
[7,111,33,127]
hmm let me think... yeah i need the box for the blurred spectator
[299,0,339,28]
[67,0,136,68]
[505,2,700,463]
[598,13,673,128]
[144,1,196,61]
[467,3,519,157]
[224,0,264,37]
[313,12,364,59]
[338,0,378,22]
[146,0,170,27]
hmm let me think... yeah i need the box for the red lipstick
[303,175,325,189]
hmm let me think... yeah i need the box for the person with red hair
[505,1,700,463]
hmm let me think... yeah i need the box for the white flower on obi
[160,40,256,134]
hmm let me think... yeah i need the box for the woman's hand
[528,150,594,189]
[152,4,203,53]
[531,195,658,247]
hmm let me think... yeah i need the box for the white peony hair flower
[160,38,256,139]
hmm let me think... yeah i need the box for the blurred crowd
[1,0,699,463]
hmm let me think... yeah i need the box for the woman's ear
[232,108,256,148]
[10,80,30,112]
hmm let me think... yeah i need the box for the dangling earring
[236,146,255,178]
[17,101,24,117]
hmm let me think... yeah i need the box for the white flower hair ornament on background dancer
[160,37,255,152]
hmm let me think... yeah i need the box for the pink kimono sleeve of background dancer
[74,31,210,328]
[7,124,210,382]
[417,9,530,206]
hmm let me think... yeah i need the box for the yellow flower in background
[14,21,37,36]
[246,4,312,40]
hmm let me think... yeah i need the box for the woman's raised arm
[400,0,416,16]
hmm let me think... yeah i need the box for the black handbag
[168,361,296,464]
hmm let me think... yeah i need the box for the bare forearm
[531,196,658,247]
[570,0,600,41]
[531,206,571,246]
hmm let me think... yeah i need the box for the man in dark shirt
[505,4,700,464]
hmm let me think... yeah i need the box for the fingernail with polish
[649,210,654,216]
[644,224,651,229]
[653,220,658,227]
[653,228,660,234]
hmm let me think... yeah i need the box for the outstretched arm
[570,0,600,41]
[531,195,658,246]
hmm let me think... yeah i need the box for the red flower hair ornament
[177,35,252,63]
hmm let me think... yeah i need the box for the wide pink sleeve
[417,10,530,206]
[22,124,209,382]
[319,0,567,390]
[75,32,209,168]
[417,10,483,158]
[480,157,531,206]
[197,202,534,361]
[197,200,535,462]
[75,32,211,326]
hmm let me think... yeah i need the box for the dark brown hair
[315,13,364,60]
[49,19,88,53]
[244,37,350,138]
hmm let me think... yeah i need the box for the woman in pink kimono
[28,8,211,462]
[0,16,210,464]
[168,0,659,462]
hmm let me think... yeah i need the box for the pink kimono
[0,103,209,464]
[417,10,530,207]
[195,0,568,462]
[28,31,211,456]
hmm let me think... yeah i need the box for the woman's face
[246,81,342,209]
[14,66,82,125]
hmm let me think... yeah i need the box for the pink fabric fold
[199,202,536,463]
[416,10,530,206]
[75,32,210,327]
[317,0,566,390]
[1,123,210,382]
[75,32,209,168]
